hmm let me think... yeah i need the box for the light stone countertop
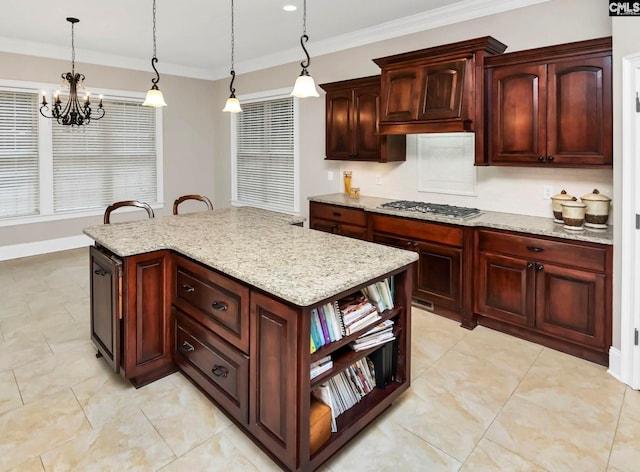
[83,206,418,307]
[309,193,613,245]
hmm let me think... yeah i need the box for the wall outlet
[543,185,553,200]
[375,175,382,185]
[327,171,334,181]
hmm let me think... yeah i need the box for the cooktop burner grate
[380,200,482,219]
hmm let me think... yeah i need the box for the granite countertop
[309,193,613,245]
[83,206,418,307]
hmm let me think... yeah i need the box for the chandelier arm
[299,34,311,72]
[150,57,161,88]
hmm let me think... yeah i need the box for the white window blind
[0,91,39,218]
[52,98,157,212]
[235,96,295,213]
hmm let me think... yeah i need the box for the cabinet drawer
[371,214,463,247]
[175,257,250,353]
[174,309,248,424]
[310,202,367,227]
[477,229,607,272]
[310,219,368,240]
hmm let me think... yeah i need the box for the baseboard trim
[0,235,93,261]
[608,346,622,383]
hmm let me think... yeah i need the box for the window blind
[0,91,39,218]
[52,98,157,213]
[235,97,294,213]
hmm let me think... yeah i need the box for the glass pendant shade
[222,96,242,113]
[291,74,319,98]
[142,88,167,107]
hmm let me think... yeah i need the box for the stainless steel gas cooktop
[380,200,482,219]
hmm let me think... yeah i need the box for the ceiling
[0,0,548,80]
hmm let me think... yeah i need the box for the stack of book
[361,277,394,313]
[350,319,395,352]
[311,357,376,432]
[310,302,343,353]
[337,294,381,335]
[310,355,333,380]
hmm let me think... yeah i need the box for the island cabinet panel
[484,37,612,168]
[249,291,300,471]
[474,228,612,365]
[122,250,174,386]
[309,202,368,240]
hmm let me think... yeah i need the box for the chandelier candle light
[222,0,242,113]
[143,0,167,107]
[290,0,319,98]
[40,18,105,126]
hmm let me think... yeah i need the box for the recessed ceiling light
[283,5,297,12]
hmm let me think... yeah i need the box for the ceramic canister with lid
[551,190,574,223]
[561,198,587,231]
[581,189,611,229]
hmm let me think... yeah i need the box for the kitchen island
[84,206,418,472]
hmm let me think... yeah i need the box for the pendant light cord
[71,21,76,76]
[228,0,237,96]
[299,0,311,72]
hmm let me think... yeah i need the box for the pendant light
[142,0,167,107]
[39,18,105,126]
[290,0,319,98]
[222,0,242,113]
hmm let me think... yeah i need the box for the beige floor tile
[40,408,175,471]
[387,365,502,462]
[0,297,30,320]
[515,348,625,424]
[63,297,90,323]
[14,343,111,404]
[486,395,615,472]
[0,305,75,341]
[461,438,546,472]
[325,414,461,471]
[42,319,90,354]
[158,431,260,472]
[220,424,284,472]
[141,380,233,457]
[608,415,640,472]
[0,332,52,371]
[621,386,640,422]
[0,389,91,471]
[0,370,22,415]
[4,457,45,472]
[72,371,179,428]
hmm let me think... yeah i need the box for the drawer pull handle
[94,268,107,276]
[527,262,534,269]
[181,284,195,293]
[536,264,544,271]
[212,365,228,378]
[212,301,228,311]
[332,212,341,217]
[527,246,544,252]
[181,341,195,352]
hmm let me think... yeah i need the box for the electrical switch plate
[543,185,553,200]
[327,171,334,181]
[375,175,382,185]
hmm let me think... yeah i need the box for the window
[231,90,299,214]
[0,80,162,225]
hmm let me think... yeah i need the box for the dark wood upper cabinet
[373,36,507,140]
[320,75,406,162]
[483,37,612,168]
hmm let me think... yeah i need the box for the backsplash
[339,134,613,219]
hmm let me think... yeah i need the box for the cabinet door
[488,64,547,164]
[90,246,122,373]
[325,90,353,159]
[123,251,174,385]
[352,85,382,160]
[414,240,462,312]
[546,56,612,166]
[476,251,535,327]
[534,263,607,349]
[418,60,467,121]
[249,291,299,471]
[380,67,422,122]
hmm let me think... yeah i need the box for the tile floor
[0,248,639,471]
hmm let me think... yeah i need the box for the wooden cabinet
[369,214,472,325]
[484,37,612,168]
[309,201,368,240]
[474,229,612,365]
[90,246,175,387]
[319,76,405,162]
[373,36,507,164]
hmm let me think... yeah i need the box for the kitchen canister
[550,190,575,223]
[561,198,587,231]
[581,189,611,229]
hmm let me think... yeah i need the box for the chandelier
[40,18,105,126]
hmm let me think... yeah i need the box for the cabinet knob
[547,155,555,162]
[536,264,544,271]
[538,155,545,161]
[181,284,195,293]
[332,212,342,217]
[211,301,228,311]
[527,262,534,269]
[181,341,195,352]
[212,365,228,378]
[527,246,544,253]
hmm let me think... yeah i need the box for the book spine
[334,300,346,336]
[310,309,324,349]
[317,305,332,344]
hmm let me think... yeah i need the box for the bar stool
[103,200,155,224]
[172,194,214,215]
